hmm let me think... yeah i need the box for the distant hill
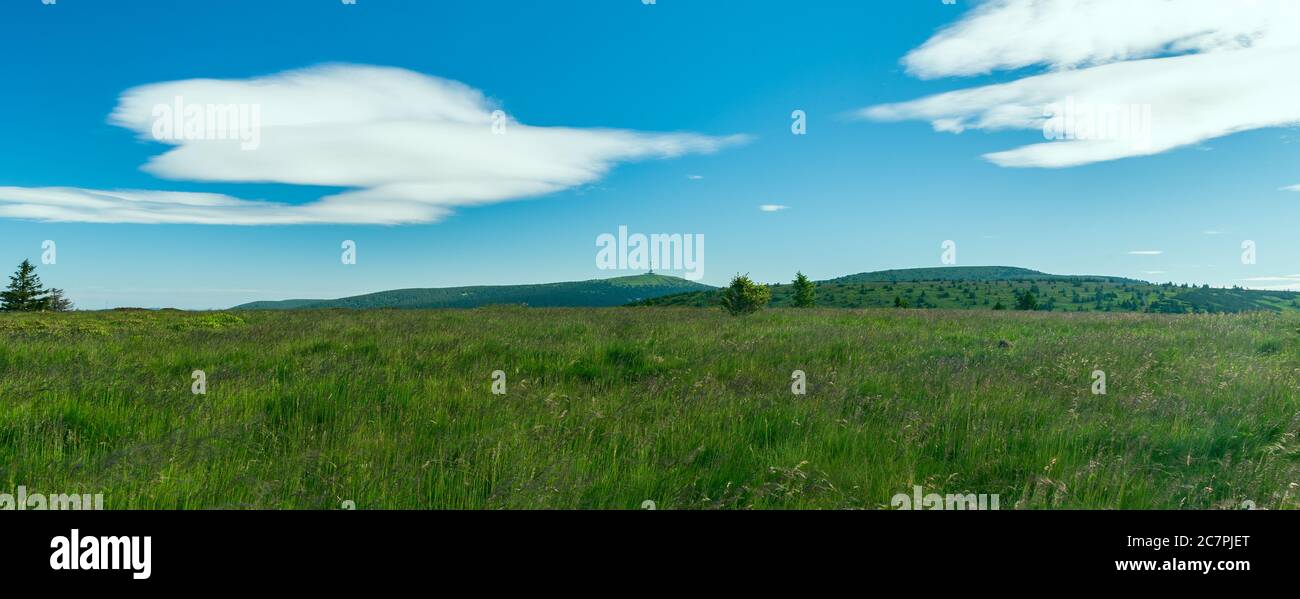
[826,266,1141,285]
[234,266,1300,315]
[233,274,712,310]
[635,266,1300,314]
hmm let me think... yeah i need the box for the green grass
[2,307,1298,509]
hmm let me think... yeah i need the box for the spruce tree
[46,288,73,312]
[1,260,49,311]
[792,271,816,308]
[1014,290,1039,311]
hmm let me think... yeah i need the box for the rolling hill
[824,266,1141,285]
[233,273,713,310]
[234,266,1300,314]
[636,266,1300,314]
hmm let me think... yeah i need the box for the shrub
[720,274,771,316]
[1256,339,1284,356]
[1014,290,1038,311]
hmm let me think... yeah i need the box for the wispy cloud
[758,204,789,212]
[0,64,748,225]
[686,175,704,180]
[1281,184,1300,191]
[1242,276,1295,282]
[1128,250,1164,255]
[1202,230,1225,235]
[860,1,1300,168]
[1241,274,1300,291]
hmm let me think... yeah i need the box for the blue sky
[2,0,1298,309]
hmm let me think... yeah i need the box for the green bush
[720,274,771,316]
[1015,290,1039,311]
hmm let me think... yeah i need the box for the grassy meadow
[2,307,1298,509]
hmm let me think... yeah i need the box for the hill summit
[826,266,1139,284]
[233,273,711,310]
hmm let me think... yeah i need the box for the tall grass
[1,308,1297,509]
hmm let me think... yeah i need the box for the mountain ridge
[233,266,1299,314]
[825,266,1143,285]
[233,273,712,310]
[636,266,1299,314]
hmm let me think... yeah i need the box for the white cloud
[861,0,1300,168]
[0,187,447,225]
[687,175,704,180]
[0,64,747,225]
[1202,230,1225,235]
[1242,274,1300,291]
[758,204,789,212]
[1281,184,1300,191]
[1242,276,1295,282]
[1128,250,1163,255]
